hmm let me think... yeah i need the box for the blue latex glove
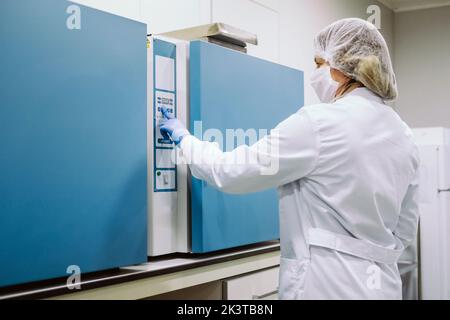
[159,106,190,145]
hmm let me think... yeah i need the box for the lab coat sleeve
[178,109,319,194]
[394,170,420,248]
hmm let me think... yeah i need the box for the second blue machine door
[189,41,304,253]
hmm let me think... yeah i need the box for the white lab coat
[179,88,420,300]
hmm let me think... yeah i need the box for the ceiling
[379,0,450,12]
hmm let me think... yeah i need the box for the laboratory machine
[0,0,148,287]
[0,1,304,290]
[413,128,450,299]
[147,25,305,256]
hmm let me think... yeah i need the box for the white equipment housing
[147,36,190,256]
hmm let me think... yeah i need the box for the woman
[160,18,419,300]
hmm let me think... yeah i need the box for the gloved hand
[159,106,191,145]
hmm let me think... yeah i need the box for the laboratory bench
[0,242,281,300]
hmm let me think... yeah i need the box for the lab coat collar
[341,87,385,104]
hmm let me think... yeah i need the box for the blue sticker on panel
[153,39,178,193]
[189,41,305,253]
[0,0,148,287]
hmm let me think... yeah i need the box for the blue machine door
[189,41,304,253]
[0,0,147,287]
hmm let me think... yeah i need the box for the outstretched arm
[159,107,320,194]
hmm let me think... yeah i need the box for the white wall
[70,0,394,105]
[394,6,450,128]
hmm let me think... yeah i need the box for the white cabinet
[414,128,450,300]
[223,267,279,300]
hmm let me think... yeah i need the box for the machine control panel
[153,39,177,193]
[148,37,190,256]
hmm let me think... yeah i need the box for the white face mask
[310,66,340,103]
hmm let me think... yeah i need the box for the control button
[155,170,176,191]
[163,172,169,185]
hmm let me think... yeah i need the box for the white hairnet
[314,18,398,101]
